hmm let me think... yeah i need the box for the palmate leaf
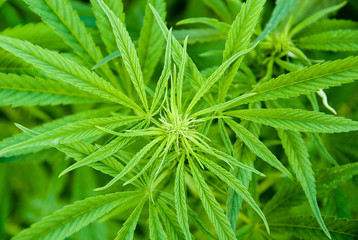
[289,1,346,37]
[23,0,100,63]
[225,118,292,179]
[114,196,146,240]
[270,216,358,240]
[263,163,358,217]
[157,191,216,239]
[226,118,260,231]
[0,107,118,158]
[198,155,269,233]
[200,0,235,23]
[97,0,149,112]
[176,17,230,32]
[297,18,358,36]
[232,56,358,107]
[23,0,117,84]
[255,0,298,43]
[296,30,358,52]
[149,202,168,240]
[218,0,265,102]
[138,0,166,83]
[189,158,237,240]
[0,50,41,76]
[0,36,142,112]
[156,198,186,240]
[0,73,102,106]
[226,108,358,133]
[90,0,125,54]
[12,191,144,240]
[278,129,330,239]
[174,157,191,240]
[173,28,227,44]
[1,22,66,50]
[96,136,165,191]
[0,115,143,157]
[150,4,214,105]
[186,46,255,114]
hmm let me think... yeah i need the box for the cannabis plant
[1,0,358,239]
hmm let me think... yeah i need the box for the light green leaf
[198,155,269,233]
[218,0,265,102]
[23,0,116,83]
[90,0,125,54]
[289,1,346,37]
[189,158,237,240]
[226,108,358,133]
[0,36,143,112]
[96,137,165,191]
[149,202,168,240]
[0,115,142,157]
[233,56,358,107]
[296,30,358,52]
[278,129,330,239]
[270,216,358,240]
[115,196,146,240]
[92,50,121,70]
[138,0,166,83]
[12,191,144,240]
[255,0,298,43]
[225,118,293,179]
[175,157,191,240]
[97,0,149,112]
[176,17,230,32]
[0,73,102,106]
[186,46,255,114]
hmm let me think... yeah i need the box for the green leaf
[149,202,168,240]
[92,50,121,70]
[289,1,346,36]
[0,36,143,112]
[226,119,260,231]
[297,18,358,36]
[176,17,230,32]
[97,0,149,112]
[0,73,102,106]
[90,0,125,54]
[200,0,235,23]
[270,216,358,240]
[186,46,255,114]
[174,157,191,240]
[173,28,226,44]
[150,4,214,105]
[23,0,116,83]
[0,22,66,50]
[12,191,144,240]
[198,155,269,233]
[156,198,186,240]
[296,30,358,52]
[115,196,146,240]
[226,108,358,133]
[0,115,142,157]
[218,0,265,102]
[255,0,298,43]
[189,158,237,240]
[138,0,166,83]
[233,56,358,107]
[225,118,293,179]
[278,129,330,239]
[96,137,165,191]
[151,28,172,113]
[0,107,119,158]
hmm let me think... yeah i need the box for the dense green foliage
[1,0,358,239]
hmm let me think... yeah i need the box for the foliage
[0,0,358,239]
